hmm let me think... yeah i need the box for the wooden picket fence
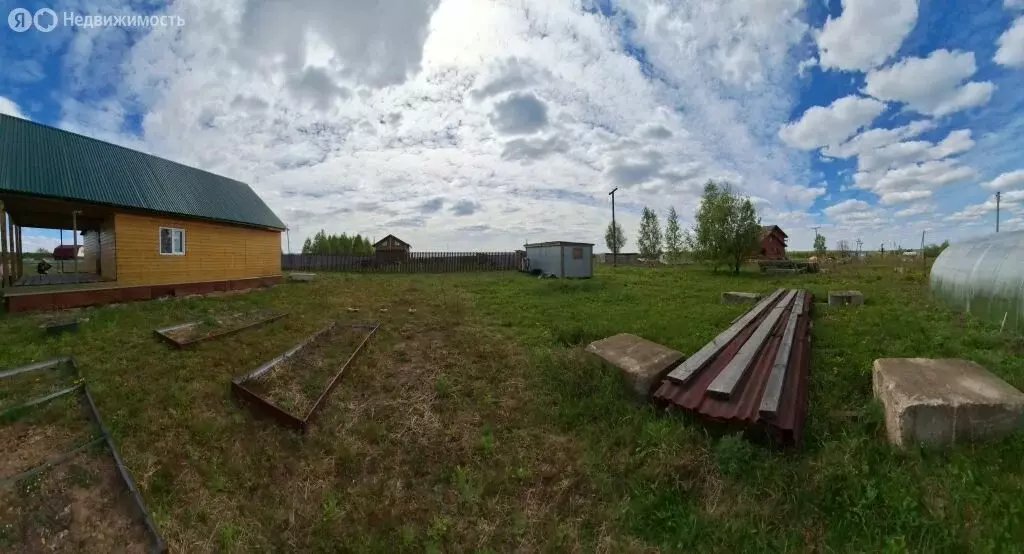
[281,252,523,273]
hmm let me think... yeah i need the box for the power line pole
[920,230,926,267]
[608,187,619,267]
[996,191,1001,233]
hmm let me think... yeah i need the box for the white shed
[524,241,594,278]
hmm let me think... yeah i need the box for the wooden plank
[666,288,785,384]
[707,289,797,398]
[759,290,805,417]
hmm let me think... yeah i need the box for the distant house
[759,225,788,259]
[0,114,284,311]
[373,234,410,263]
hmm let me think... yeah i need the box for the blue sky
[3,0,1024,252]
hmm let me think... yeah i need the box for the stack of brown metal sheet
[653,289,812,445]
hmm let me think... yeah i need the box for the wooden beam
[9,219,17,281]
[759,290,805,417]
[666,288,785,384]
[0,204,8,288]
[707,289,797,398]
[15,224,23,280]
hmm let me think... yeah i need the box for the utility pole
[286,227,292,254]
[920,230,926,267]
[608,187,619,267]
[996,191,1001,233]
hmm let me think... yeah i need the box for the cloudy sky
[2,0,1024,252]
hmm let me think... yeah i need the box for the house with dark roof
[0,114,285,311]
[759,225,788,259]
[372,234,410,264]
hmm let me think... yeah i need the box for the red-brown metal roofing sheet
[653,289,812,445]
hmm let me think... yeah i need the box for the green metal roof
[0,114,285,230]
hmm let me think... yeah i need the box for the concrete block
[872,358,1024,447]
[721,291,762,304]
[288,272,316,282]
[586,334,684,399]
[828,290,864,306]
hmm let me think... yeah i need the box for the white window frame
[159,227,186,256]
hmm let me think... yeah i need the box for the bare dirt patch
[244,323,375,416]
[0,447,151,553]
[0,396,97,479]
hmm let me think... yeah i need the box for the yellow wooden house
[0,114,285,311]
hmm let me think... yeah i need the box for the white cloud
[853,129,974,173]
[37,0,825,251]
[879,190,931,204]
[779,95,887,150]
[0,96,26,119]
[863,50,995,116]
[823,120,935,159]
[995,17,1024,67]
[894,203,931,217]
[823,198,871,217]
[946,190,1024,221]
[238,0,443,88]
[856,159,975,198]
[1007,0,1024,10]
[821,123,975,204]
[983,169,1024,190]
[797,57,818,77]
[815,0,919,72]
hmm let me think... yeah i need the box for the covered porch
[1,193,117,291]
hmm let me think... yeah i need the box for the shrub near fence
[281,252,522,273]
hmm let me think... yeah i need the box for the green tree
[922,240,949,258]
[664,206,683,264]
[637,207,663,259]
[301,230,375,255]
[813,234,826,256]
[604,221,626,254]
[683,181,761,273]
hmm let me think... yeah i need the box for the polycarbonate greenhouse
[930,230,1024,333]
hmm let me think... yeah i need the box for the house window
[159,227,185,255]
[572,247,583,260]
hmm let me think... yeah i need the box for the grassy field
[1,262,1023,552]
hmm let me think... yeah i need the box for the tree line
[301,230,375,255]
[604,181,762,273]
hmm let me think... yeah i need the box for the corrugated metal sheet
[0,114,285,229]
[653,288,812,445]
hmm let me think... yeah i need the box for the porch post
[8,217,16,281]
[15,224,23,280]
[0,203,8,288]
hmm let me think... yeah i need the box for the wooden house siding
[113,213,281,285]
[81,230,100,274]
[79,216,116,277]
[99,217,117,280]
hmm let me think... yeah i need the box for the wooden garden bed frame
[154,310,287,348]
[230,321,380,433]
[0,357,166,553]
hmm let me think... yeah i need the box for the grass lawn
[1,262,1023,552]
